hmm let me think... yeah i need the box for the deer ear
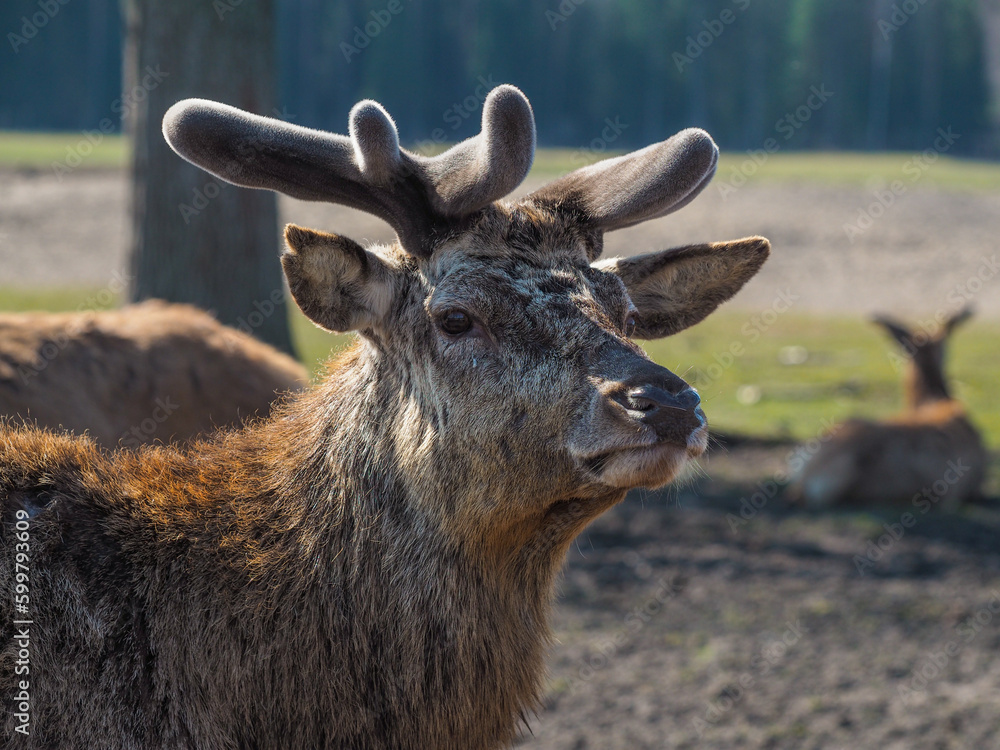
[943,305,974,337]
[596,237,770,338]
[281,224,397,333]
[870,314,915,349]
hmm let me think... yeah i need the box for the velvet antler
[165,85,721,263]
[163,85,536,258]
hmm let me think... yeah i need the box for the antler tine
[163,99,359,204]
[348,100,403,186]
[422,84,536,217]
[525,127,719,259]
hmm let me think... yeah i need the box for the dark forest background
[2,0,997,155]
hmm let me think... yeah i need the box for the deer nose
[609,375,705,446]
[623,385,701,414]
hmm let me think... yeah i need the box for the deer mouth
[576,424,708,489]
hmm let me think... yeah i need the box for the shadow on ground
[521,439,1000,749]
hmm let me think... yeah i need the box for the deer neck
[905,358,951,409]
[248,346,588,728]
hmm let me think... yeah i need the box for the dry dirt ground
[3,169,1000,748]
[521,443,1000,749]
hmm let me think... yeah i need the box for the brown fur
[1,88,769,748]
[792,308,986,509]
[0,300,307,448]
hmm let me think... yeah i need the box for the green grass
[4,287,998,447]
[712,151,1000,192]
[0,131,127,170]
[645,311,1000,446]
[0,287,120,313]
[3,130,998,191]
[294,318,353,378]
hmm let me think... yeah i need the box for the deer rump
[0,299,307,447]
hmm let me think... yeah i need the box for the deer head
[872,306,973,409]
[163,85,769,559]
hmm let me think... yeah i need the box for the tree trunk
[980,0,1000,155]
[124,0,294,355]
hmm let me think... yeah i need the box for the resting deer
[1,85,768,749]
[0,299,307,448]
[792,307,986,510]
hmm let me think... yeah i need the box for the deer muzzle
[605,362,705,449]
[568,353,708,489]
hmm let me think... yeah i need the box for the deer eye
[623,313,638,338]
[439,309,473,336]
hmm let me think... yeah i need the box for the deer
[791,307,986,510]
[0,85,769,749]
[0,299,307,448]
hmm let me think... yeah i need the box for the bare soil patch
[2,169,999,319]
[522,443,1000,749]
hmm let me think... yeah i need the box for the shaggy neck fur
[95,343,619,749]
